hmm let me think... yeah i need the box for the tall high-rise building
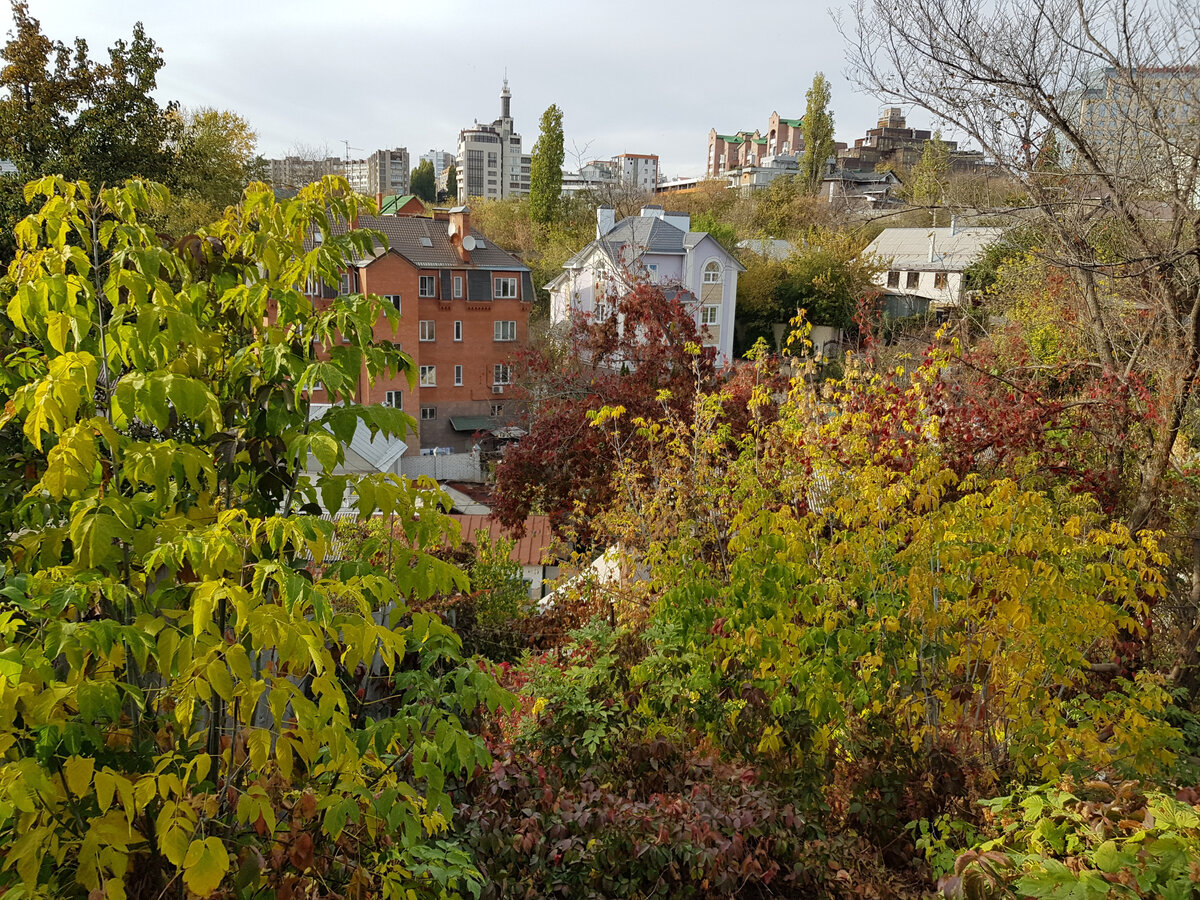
[456,79,532,201]
[1073,67,1200,175]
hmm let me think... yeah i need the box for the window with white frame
[339,272,354,295]
[454,365,463,386]
[419,365,436,386]
[453,276,463,298]
[420,407,436,420]
[419,275,436,297]
[647,264,659,283]
[494,276,518,299]
[493,364,511,385]
[454,320,463,341]
[490,403,503,417]
[384,294,401,313]
[419,320,435,341]
[701,305,720,326]
[702,261,722,284]
[384,391,403,409]
[494,320,516,341]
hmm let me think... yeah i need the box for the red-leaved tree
[493,280,720,542]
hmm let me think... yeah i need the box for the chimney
[950,215,959,236]
[448,205,471,263]
[376,191,384,214]
[928,232,936,263]
[663,210,691,233]
[596,205,615,238]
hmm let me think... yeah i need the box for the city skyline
[0,0,957,180]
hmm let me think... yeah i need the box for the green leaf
[310,431,340,472]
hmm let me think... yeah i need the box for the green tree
[909,130,951,209]
[529,103,564,225]
[410,157,436,203]
[166,106,264,233]
[0,176,508,897]
[0,3,179,259]
[800,72,836,192]
[446,162,458,200]
[68,20,176,186]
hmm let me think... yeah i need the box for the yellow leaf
[182,837,229,897]
[63,755,94,797]
[206,658,235,702]
[95,769,116,813]
[248,729,270,772]
[161,823,190,866]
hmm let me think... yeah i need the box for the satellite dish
[461,235,477,251]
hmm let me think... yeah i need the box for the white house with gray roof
[865,222,1004,312]
[548,205,744,364]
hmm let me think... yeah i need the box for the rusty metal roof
[451,514,556,566]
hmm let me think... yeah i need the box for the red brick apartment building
[308,206,533,453]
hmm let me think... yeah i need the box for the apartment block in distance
[1073,66,1200,176]
[707,112,806,177]
[264,148,410,196]
[343,148,410,198]
[456,79,531,201]
[838,109,984,173]
[309,206,534,452]
[562,153,660,195]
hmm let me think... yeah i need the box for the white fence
[400,449,485,483]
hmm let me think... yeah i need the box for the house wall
[414,270,529,451]
[875,267,963,306]
[309,251,529,454]
[684,236,738,364]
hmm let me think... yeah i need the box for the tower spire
[500,72,511,120]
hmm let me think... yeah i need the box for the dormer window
[703,261,723,284]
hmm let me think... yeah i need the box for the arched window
[703,260,722,284]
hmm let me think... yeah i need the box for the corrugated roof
[451,514,556,566]
[380,194,423,214]
[865,226,1005,272]
[449,416,498,433]
[331,214,530,272]
[308,403,408,473]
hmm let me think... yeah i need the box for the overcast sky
[1,0,943,179]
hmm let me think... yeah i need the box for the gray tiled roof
[597,216,690,256]
[333,214,530,272]
[564,216,745,271]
